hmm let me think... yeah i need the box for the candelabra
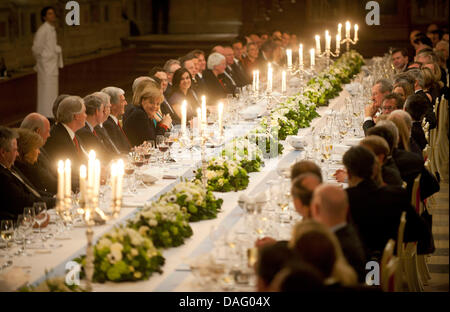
[318,48,340,68]
[340,36,358,52]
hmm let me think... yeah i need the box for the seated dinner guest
[291,173,322,220]
[0,127,55,220]
[343,146,430,261]
[101,86,131,153]
[310,184,367,282]
[20,113,57,193]
[290,160,323,182]
[123,84,169,147]
[43,96,88,187]
[93,92,122,156]
[168,68,199,121]
[15,128,56,195]
[76,93,113,162]
[150,67,180,125]
[202,52,232,104]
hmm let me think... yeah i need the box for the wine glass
[33,202,48,249]
[0,220,14,259]
[156,135,169,163]
[14,214,32,256]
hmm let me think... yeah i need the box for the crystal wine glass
[0,219,14,258]
[33,202,48,249]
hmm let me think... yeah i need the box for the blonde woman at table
[123,85,171,147]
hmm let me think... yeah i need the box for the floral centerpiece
[195,158,249,192]
[74,226,165,283]
[158,180,223,222]
[246,128,284,158]
[129,201,193,248]
[222,137,263,173]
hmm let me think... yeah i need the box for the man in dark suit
[223,46,250,88]
[101,86,131,153]
[343,146,430,261]
[407,68,436,129]
[311,184,367,283]
[163,59,181,99]
[43,95,88,188]
[362,79,393,135]
[76,93,115,163]
[392,48,411,73]
[20,112,57,193]
[94,92,122,155]
[0,127,55,220]
[405,93,429,151]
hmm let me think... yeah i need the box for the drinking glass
[156,135,169,163]
[14,215,32,256]
[0,220,14,258]
[33,202,48,249]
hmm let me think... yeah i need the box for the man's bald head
[311,184,348,227]
[211,45,225,55]
[20,112,51,143]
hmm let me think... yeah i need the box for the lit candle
[286,49,292,68]
[218,102,223,136]
[299,44,303,66]
[325,30,331,51]
[196,107,201,136]
[354,24,358,42]
[201,95,207,130]
[310,48,315,68]
[281,71,286,93]
[64,159,71,199]
[336,34,341,52]
[345,21,351,39]
[116,159,124,200]
[267,63,273,93]
[57,160,64,202]
[80,165,86,204]
[256,70,260,92]
[338,23,342,39]
[315,35,321,54]
[88,150,95,190]
[93,159,100,198]
[110,163,117,200]
[181,100,187,136]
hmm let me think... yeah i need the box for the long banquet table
[1,83,361,292]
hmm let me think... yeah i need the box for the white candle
[267,63,273,93]
[310,48,315,68]
[218,102,223,136]
[354,24,358,42]
[196,107,201,136]
[281,71,286,93]
[80,165,86,204]
[336,34,341,52]
[110,163,117,200]
[116,159,124,200]
[64,159,71,198]
[93,159,100,198]
[345,21,351,39]
[252,71,256,92]
[325,30,331,51]
[201,95,207,130]
[286,49,292,68]
[57,160,64,201]
[88,150,95,190]
[315,35,321,54]
[338,23,342,39]
[299,44,303,66]
[256,70,260,92]
[181,100,187,136]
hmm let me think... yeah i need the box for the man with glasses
[163,59,181,98]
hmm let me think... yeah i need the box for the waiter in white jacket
[32,6,63,118]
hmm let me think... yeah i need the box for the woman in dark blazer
[168,68,200,121]
[123,84,171,147]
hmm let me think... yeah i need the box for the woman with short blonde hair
[388,111,411,151]
[123,84,169,147]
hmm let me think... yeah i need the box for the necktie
[10,169,41,198]
[73,136,81,154]
[218,78,226,91]
[93,129,98,137]
[117,120,131,146]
